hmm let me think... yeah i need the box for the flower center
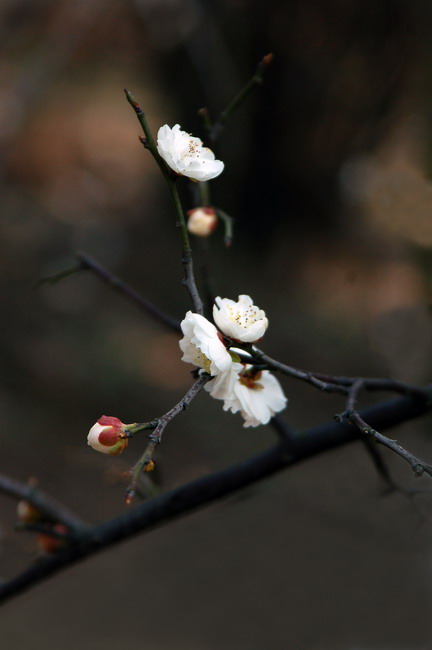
[192,347,212,373]
[226,305,260,329]
[239,369,264,390]
[183,138,201,160]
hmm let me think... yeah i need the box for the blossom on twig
[87,416,129,455]
[222,366,287,427]
[179,305,286,426]
[179,311,232,376]
[157,124,224,182]
[213,295,268,343]
[179,311,242,399]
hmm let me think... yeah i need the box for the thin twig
[216,208,234,247]
[315,372,429,400]
[342,380,432,478]
[76,252,181,333]
[208,53,274,143]
[1,388,430,605]
[125,374,211,502]
[251,348,347,393]
[360,437,397,492]
[250,347,429,401]
[124,89,203,315]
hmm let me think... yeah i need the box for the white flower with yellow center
[213,295,268,343]
[157,124,224,182]
[222,366,287,427]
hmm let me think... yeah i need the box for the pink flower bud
[87,415,128,456]
[187,207,218,237]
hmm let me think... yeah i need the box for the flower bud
[17,500,43,524]
[37,524,69,554]
[187,207,218,237]
[87,415,128,456]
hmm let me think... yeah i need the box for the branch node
[412,464,425,478]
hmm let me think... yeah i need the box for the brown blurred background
[2,1,432,648]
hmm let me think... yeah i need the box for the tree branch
[125,89,203,315]
[76,252,181,333]
[250,347,429,400]
[207,53,274,143]
[340,380,432,478]
[1,387,431,605]
[0,475,88,531]
[125,374,211,501]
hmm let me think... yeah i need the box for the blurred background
[2,0,432,648]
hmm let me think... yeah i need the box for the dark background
[1,1,432,648]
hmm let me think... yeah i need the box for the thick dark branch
[1,387,431,605]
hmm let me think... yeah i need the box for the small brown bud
[144,460,155,473]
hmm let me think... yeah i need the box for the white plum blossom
[157,124,224,182]
[179,304,287,426]
[87,416,128,455]
[179,311,242,400]
[213,295,268,343]
[204,363,242,400]
[222,366,287,427]
[179,311,232,376]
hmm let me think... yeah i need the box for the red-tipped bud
[187,207,218,237]
[87,416,129,456]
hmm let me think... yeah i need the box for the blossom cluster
[87,122,286,454]
[180,295,287,427]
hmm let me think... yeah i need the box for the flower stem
[125,374,211,502]
[216,208,234,247]
[209,53,273,142]
[124,89,203,315]
[168,182,203,314]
